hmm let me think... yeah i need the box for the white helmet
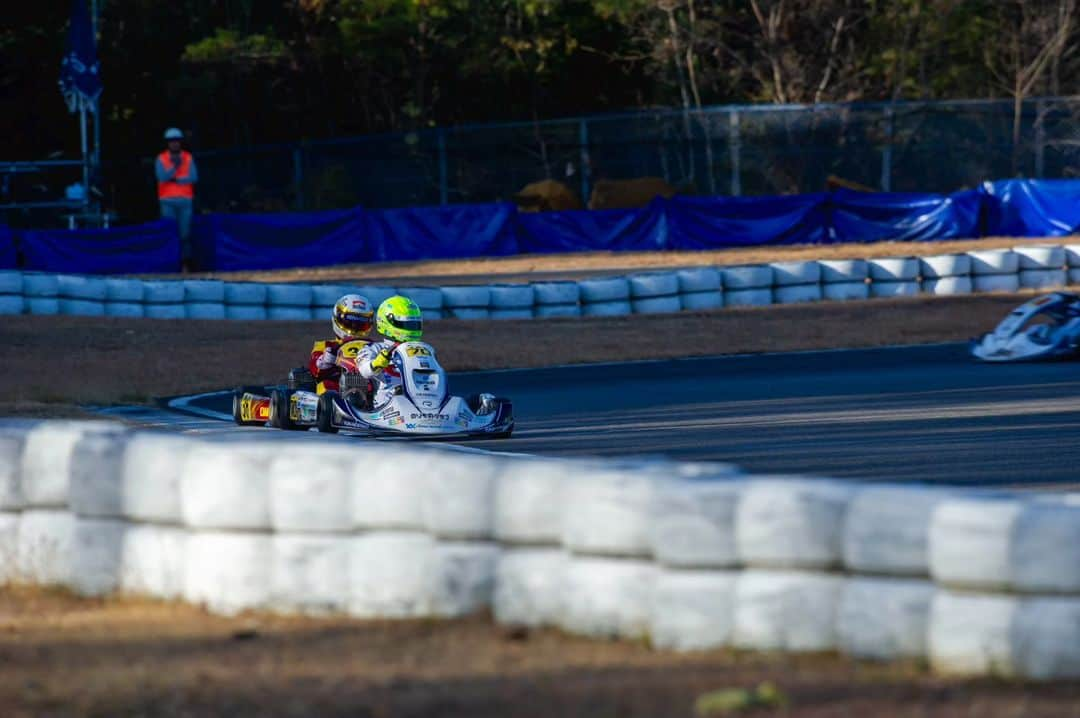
[331,294,374,340]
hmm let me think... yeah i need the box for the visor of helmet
[387,314,422,332]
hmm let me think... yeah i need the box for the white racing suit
[357,339,402,408]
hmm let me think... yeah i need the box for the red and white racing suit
[357,339,401,407]
[308,337,360,393]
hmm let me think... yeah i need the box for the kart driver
[309,294,375,393]
[356,295,424,408]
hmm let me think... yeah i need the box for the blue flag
[59,0,101,113]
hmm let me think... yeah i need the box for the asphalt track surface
[162,342,1080,487]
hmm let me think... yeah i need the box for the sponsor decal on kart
[405,346,431,357]
[410,412,450,421]
[241,395,270,422]
[295,393,319,423]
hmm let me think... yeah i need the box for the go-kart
[971,292,1080,362]
[232,339,513,438]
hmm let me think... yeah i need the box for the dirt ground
[189,235,1074,286]
[1,586,1077,718]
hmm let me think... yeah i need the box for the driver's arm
[309,340,337,378]
[358,343,393,379]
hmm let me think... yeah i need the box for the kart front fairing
[971,292,1080,362]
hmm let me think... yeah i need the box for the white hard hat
[164,127,183,140]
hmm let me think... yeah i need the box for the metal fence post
[1035,99,1046,178]
[578,119,590,207]
[729,110,741,196]
[881,106,894,192]
[292,146,305,210]
[438,129,449,206]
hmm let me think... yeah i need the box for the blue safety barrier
[0,226,16,269]
[8,179,1080,273]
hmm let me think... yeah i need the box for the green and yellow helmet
[376,295,423,342]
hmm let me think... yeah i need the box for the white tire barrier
[818,259,869,282]
[17,509,75,585]
[562,468,666,558]
[822,281,869,301]
[0,511,20,584]
[929,591,1080,679]
[1070,268,1080,286]
[560,555,656,639]
[348,531,436,618]
[680,291,723,310]
[632,295,683,314]
[732,569,843,651]
[1014,244,1066,270]
[184,302,227,320]
[919,254,972,278]
[968,249,1019,275]
[721,265,772,290]
[57,274,106,300]
[921,276,974,296]
[180,442,273,530]
[184,531,273,615]
[26,297,60,315]
[582,300,632,316]
[68,432,130,518]
[629,272,679,298]
[20,421,126,508]
[440,285,491,309]
[676,267,721,293]
[354,285,399,307]
[409,450,503,540]
[120,524,187,599]
[0,294,24,314]
[736,478,853,570]
[225,305,268,320]
[310,284,354,309]
[973,274,1021,293]
[270,534,351,615]
[493,457,569,546]
[930,497,1080,593]
[429,541,499,617]
[493,548,567,627]
[144,303,185,319]
[224,282,268,305]
[121,433,191,524]
[490,308,533,320]
[1066,245,1080,267]
[533,281,581,305]
[844,485,960,576]
[60,299,105,316]
[104,278,144,302]
[489,284,535,309]
[650,479,743,569]
[837,577,935,660]
[0,434,24,510]
[448,307,490,319]
[535,303,581,318]
[770,261,821,286]
[105,302,144,318]
[72,517,126,596]
[23,273,59,297]
[268,447,356,533]
[774,283,823,304]
[143,280,185,303]
[183,279,225,302]
[869,257,919,281]
[1019,268,1067,290]
[0,270,22,294]
[578,276,630,303]
[870,280,920,298]
[267,306,313,321]
[266,283,313,307]
[650,569,737,651]
[723,288,773,307]
[350,457,426,531]
[392,285,441,309]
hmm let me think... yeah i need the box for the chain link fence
[108,96,1080,220]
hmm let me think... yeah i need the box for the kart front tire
[317,391,340,434]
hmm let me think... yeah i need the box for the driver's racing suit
[308,338,369,393]
[357,339,401,407]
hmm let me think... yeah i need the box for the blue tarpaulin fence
[7,179,1080,274]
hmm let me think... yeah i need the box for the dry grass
[0,294,1025,413]
[0,586,1076,718]
[185,235,1074,286]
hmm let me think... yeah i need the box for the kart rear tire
[317,391,340,434]
[232,386,268,426]
[270,388,300,430]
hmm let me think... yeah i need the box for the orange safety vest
[157,150,195,200]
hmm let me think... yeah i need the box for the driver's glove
[315,347,337,371]
[370,347,394,371]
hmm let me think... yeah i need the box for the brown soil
[187,235,1074,286]
[0,586,1076,718]
[0,294,1025,412]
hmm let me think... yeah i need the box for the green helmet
[376,295,423,342]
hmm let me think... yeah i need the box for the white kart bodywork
[971,292,1080,362]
